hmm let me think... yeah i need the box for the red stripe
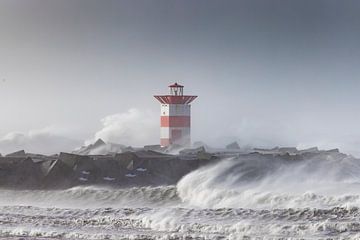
[160,116,190,127]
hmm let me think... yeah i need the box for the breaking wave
[0,186,178,209]
[2,153,360,239]
[177,153,360,209]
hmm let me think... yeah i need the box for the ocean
[1,153,360,239]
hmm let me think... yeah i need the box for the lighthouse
[154,83,197,147]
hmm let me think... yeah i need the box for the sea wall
[0,147,346,189]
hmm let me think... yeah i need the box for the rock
[106,142,127,154]
[179,146,206,156]
[0,156,43,188]
[6,150,26,157]
[179,146,215,161]
[114,151,139,170]
[25,153,57,163]
[326,148,340,153]
[59,152,90,169]
[197,150,214,161]
[92,157,127,183]
[144,145,164,152]
[43,159,74,188]
[253,147,298,155]
[13,157,43,188]
[93,138,106,147]
[278,147,298,154]
[122,146,135,152]
[298,147,319,154]
[133,150,174,160]
[226,142,240,150]
[74,139,126,155]
[114,150,174,171]
[74,139,105,155]
[40,160,54,176]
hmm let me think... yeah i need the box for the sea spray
[177,153,360,209]
[1,152,360,239]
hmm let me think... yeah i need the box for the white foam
[177,154,360,209]
[103,177,115,181]
[126,173,137,178]
[136,168,147,172]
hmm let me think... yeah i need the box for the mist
[0,0,360,155]
[87,108,158,147]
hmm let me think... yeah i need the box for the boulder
[226,142,240,150]
[179,146,206,156]
[42,159,74,188]
[12,157,43,188]
[278,147,298,154]
[114,151,140,170]
[6,150,26,157]
[0,157,43,188]
[59,152,90,169]
[144,145,164,152]
[74,139,107,155]
[298,147,319,154]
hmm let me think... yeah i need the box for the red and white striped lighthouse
[154,83,197,147]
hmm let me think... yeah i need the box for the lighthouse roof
[154,95,197,104]
[168,82,184,88]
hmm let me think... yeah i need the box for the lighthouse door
[171,129,182,143]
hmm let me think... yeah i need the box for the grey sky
[0,0,360,154]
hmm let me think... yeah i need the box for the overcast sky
[0,0,360,154]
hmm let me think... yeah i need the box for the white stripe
[160,104,191,116]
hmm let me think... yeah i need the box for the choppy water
[2,153,360,239]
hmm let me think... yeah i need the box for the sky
[0,0,360,155]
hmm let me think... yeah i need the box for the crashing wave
[177,152,360,209]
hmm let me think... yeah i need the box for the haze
[0,0,360,155]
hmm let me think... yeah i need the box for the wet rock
[40,160,54,176]
[179,146,215,161]
[326,148,340,153]
[43,159,74,188]
[144,145,164,152]
[226,142,240,150]
[180,146,206,156]
[13,157,43,188]
[278,147,298,154]
[0,156,42,188]
[74,139,105,155]
[59,152,90,169]
[74,139,126,155]
[5,150,26,157]
[298,147,319,154]
[114,151,139,170]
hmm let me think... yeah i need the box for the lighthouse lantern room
[154,83,197,147]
